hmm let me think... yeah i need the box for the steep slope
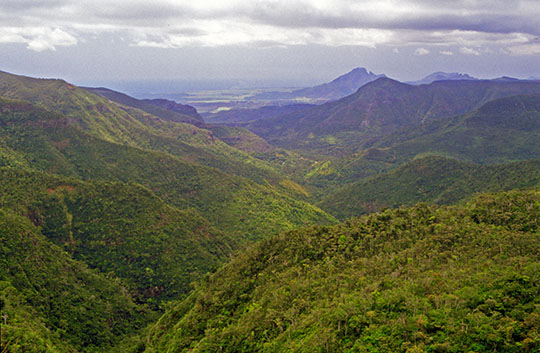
[0,208,151,352]
[243,78,540,153]
[319,156,540,219]
[0,97,335,240]
[144,189,540,353]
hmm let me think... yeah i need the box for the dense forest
[145,190,540,352]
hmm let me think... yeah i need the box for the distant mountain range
[225,77,540,153]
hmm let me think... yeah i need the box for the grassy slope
[144,189,540,353]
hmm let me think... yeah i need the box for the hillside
[319,156,540,219]
[295,93,540,196]
[0,97,335,240]
[0,75,336,351]
[144,189,540,352]
[1,207,152,352]
[0,70,305,191]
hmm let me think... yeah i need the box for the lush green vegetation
[0,72,336,352]
[0,208,152,353]
[320,156,540,219]
[0,71,312,195]
[293,94,540,200]
[0,96,335,239]
[144,189,540,353]
[368,94,540,165]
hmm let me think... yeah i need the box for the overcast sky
[1,0,540,90]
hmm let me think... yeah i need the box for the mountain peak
[293,67,386,99]
[408,72,478,85]
[330,67,384,84]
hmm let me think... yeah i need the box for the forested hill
[144,188,540,353]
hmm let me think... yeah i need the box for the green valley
[2,69,540,353]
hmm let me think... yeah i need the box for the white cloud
[414,47,430,55]
[440,50,453,55]
[459,47,481,55]
[0,27,77,51]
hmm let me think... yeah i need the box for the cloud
[414,47,430,55]
[440,50,453,55]
[0,27,77,51]
[0,0,539,52]
[459,47,481,55]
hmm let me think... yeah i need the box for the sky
[1,0,540,92]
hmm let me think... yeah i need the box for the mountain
[319,156,540,219]
[407,71,478,85]
[84,86,204,126]
[492,76,522,82]
[289,67,386,100]
[300,93,540,195]
[248,67,385,103]
[241,78,540,154]
[144,188,540,352]
[0,71,286,186]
